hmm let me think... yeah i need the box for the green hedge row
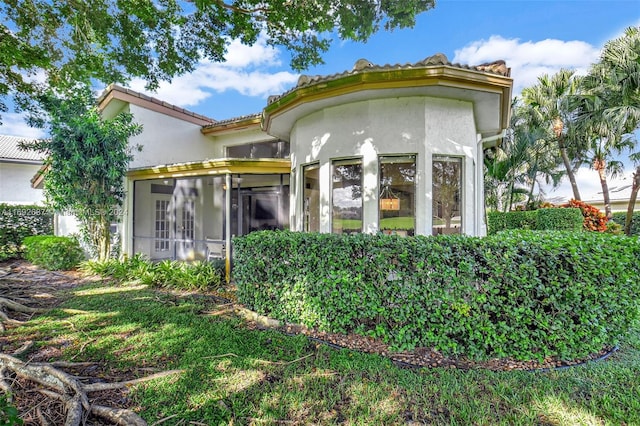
[0,204,54,260]
[234,230,640,361]
[487,208,583,234]
[23,235,85,270]
[611,211,640,236]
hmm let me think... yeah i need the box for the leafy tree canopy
[0,0,435,119]
[21,86,142,260]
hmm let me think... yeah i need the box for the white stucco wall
[127,105,217,169]
[0,162,44,205]
[289,96,481,236]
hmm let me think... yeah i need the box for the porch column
[225,173,232,283]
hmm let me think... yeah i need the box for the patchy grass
[6,280,640,425]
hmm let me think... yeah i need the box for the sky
[1,0,639,202]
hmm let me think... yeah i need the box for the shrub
[0,204,54,260]
[82,255,223,291]
[536,207,583,231]
[0,394,22,425]
[22,235,85,270]
[487,208,582,234]
[562,199,607,232]
[234,230,640,361]
[611,211,640,236]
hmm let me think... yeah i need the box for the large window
[379,155,416,236]
[226,140,290,159]
[303,163,320,232]
[332,159,362,234]
[433,156,462,235]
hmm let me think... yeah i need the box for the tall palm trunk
[625,166,640,235]
[594,158,612,219]
[559,137,581,201]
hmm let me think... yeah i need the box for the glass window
[226,140,290,159]
[303,164,320,232]
[332,159,362,234]
[379,155,416,236]
[432,156,462,235]
[155,199,170,251]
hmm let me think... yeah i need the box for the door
[151,195,173,260]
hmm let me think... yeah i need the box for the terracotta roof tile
[268,53,510,105]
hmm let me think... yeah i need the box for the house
[95,53,513,265]
[0,135,45,205]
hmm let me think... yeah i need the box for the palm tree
[522,70,586,201]
[576,26,640,226]
[484,98,563,211]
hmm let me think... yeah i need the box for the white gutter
[479,129,507,149]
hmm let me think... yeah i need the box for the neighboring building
[584,198,639,214]
[0,135,45,205]
[94,53,513,262]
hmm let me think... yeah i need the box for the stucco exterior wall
[128,105,217,169]
[289,96,481,236]
[0,162,44,205]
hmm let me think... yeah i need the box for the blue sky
[1,0,639,201]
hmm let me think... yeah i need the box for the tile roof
[99,84,216,125]
[267,53,510,105]
[0,135,45,162]
[201,113,262,133]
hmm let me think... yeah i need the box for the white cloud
[453,36,601,93]
[128,35,299,108]
[0,112,46,139]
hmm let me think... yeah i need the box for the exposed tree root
[1,353,183,426]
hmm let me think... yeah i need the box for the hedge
[487,208,583,234]
[611,211,640,236]
[23,235,85,270]
[0,204,54,260]
[234,230,640,361]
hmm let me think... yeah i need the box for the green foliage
[0,394,22,425]
[234,230,640,361]
[611,211,640,236]
[0,204,53,260]
[1,0,435,118]
[82,254,223,291]
[487,208,582,234]
[534,208,584,231]
[22,235,85,270]
[21,87,142,261]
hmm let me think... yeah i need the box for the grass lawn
[7,280,640,425]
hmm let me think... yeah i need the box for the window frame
[330,157,364,234]
[431,155,464,235]
[378,154,417,237]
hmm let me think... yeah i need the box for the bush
[562,199,607,232]
[487,208,582,234]
[0,204,54,261]
[82,254,223,291]
[0,394,22,425]
[22,235,85,270]
[611,211,640,236]
[536,207,584,231]
[234,230,640,361]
